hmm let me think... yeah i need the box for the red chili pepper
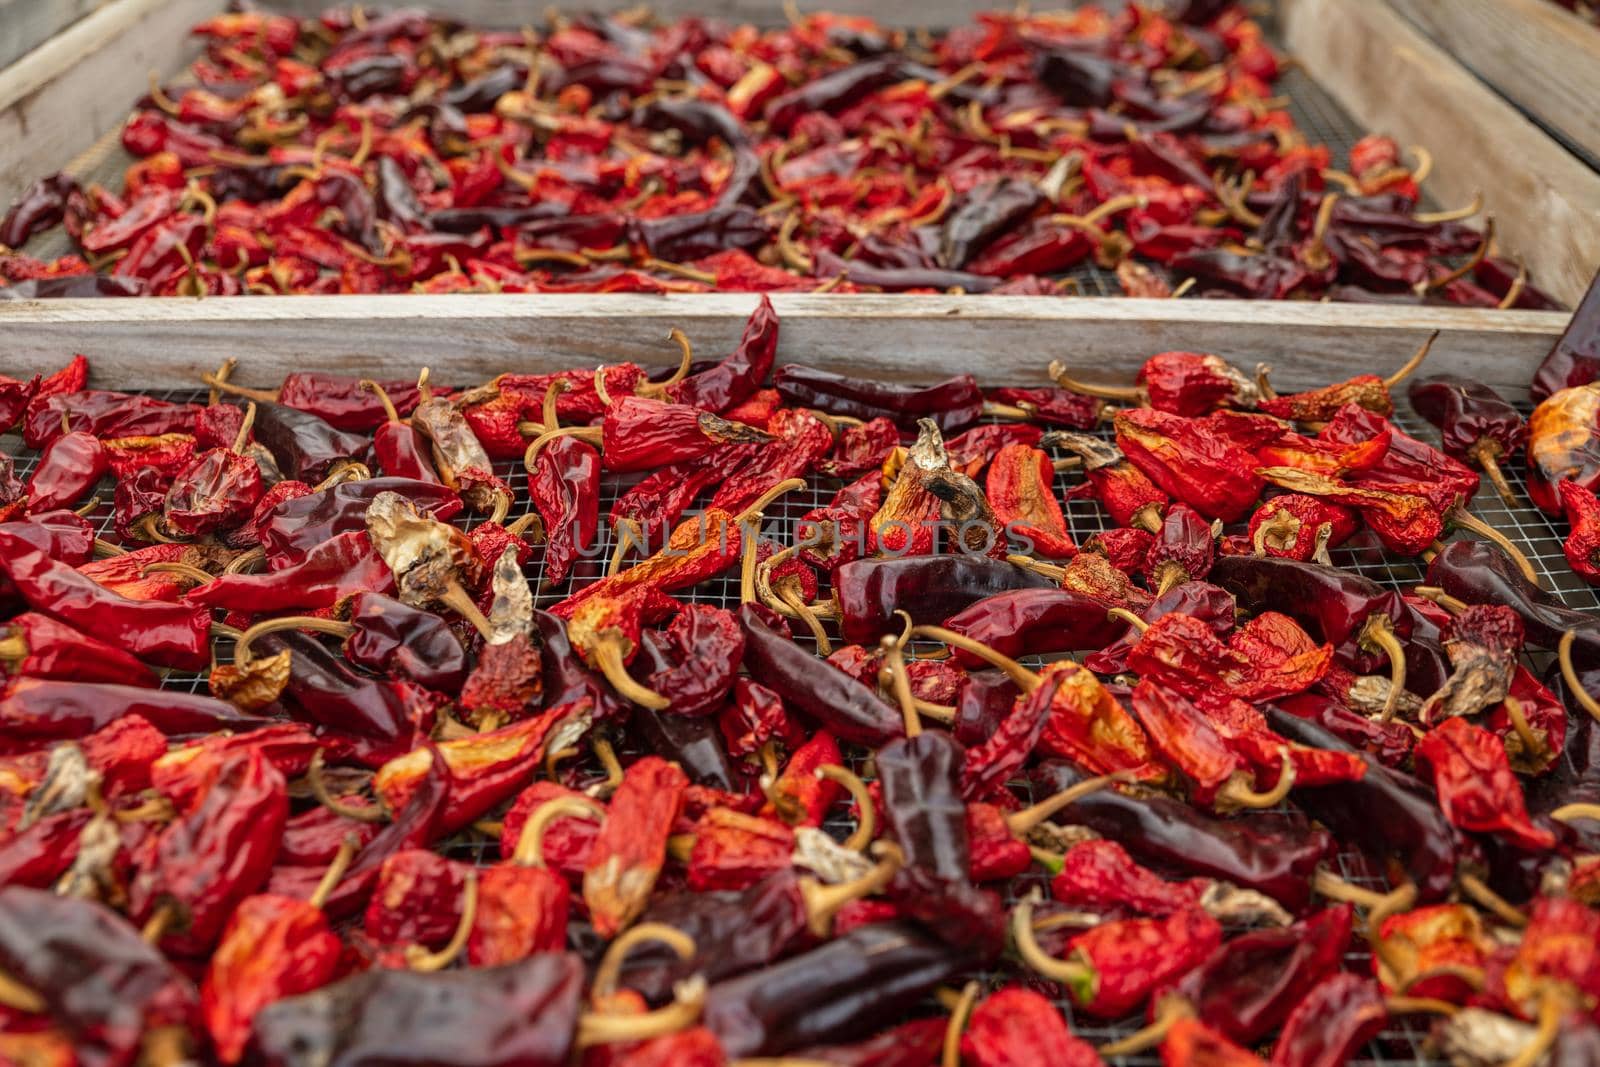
[985,443,1076,558]
[718,677,804,760]
[24,429,107,513]
[1255,466,1442,556]
[1034,661,1163,780]
[584,755,688,937]
[1049,431,1169,531]
[1115,408,1264,523]
[707,408,832,515]
[599,395,774,473]
[186,530,394,615]
[1414,716,1557,851]
[686,807,795,892]
[961,986,1101,1067]
[1245,494,1357,563]
[1558,479,1600,584]
[101,433,198,484]
[1372,903,1491,1002]
[1050,839,1208,917]
[1127,611,1331,704]
[0,527,212,670]
[363,382,439,482]
[1501,897,1600,1019]
[987,387,1105,429]
[667,294,778,413]
[0,611,157,688]
[128,747,289,954]
[500,781,602,882]
[1161,1018,1266,1066]
[1257,333,1433,424]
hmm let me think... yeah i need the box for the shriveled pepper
[986,443,1076,558]
[584,755,688,938]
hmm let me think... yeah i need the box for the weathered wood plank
[1388,0,1600,171]
[0,0,106,70]
[0,0,216,206]
[0,294,1566,397]
[1282,0,1600,308]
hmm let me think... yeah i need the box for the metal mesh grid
[5,384,1591,1063]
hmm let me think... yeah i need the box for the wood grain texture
[0,294,1565,397]
[1388,0,1600,169]
[0,0,214,206]
[1282,0,1600,308]
[265,0,997,28]
[0,0,106,70]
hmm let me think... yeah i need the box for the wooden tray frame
[0,0,1591,366]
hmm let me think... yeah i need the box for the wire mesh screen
[4,380,1590,1066]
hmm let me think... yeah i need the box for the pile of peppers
[3,290,1600,1067]
[0,2,1555,306]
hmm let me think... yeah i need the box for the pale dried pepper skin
[582,756,688,938]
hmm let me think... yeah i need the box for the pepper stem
[1312,869,1392,909]
[312,461,372,491]
[1384,331,1439,389]
[879,612,920,737]
[230,402,257,455]
[1467,440,1518,508]
[143,561,216,587]
[1046,360,1141,402]
[438,580,495,642]
[1501,696,1547,766]
[592,636,671,710]
[1385,996,1461,1017]
[542,379,568,433]
[404,869,477,972]
[308,834,361,910]
[523,425,604,468]
[141,901,178,944]
[732,478,807,527]
[513,795,605,868]
[589,737,624,799]
[93,538,127,558]
[1450,509,1539,587]
[136,513,176,543]
[817,764,876,852]
[1106,606,1149,634]
[1422,219,1493,292]
[591,923,697,1002]
[1218,750,1296,811]
[800,842,905,937]
[575,977,706,1048]
[233,615,353,667]
[361,380,403,425]
[1096,1009,1185,1058]
[909,625,1040,693]
[1504,988,1564,1067]
[1557,631,1600,725]
[208,357,238,406]
[593,365,616,407]
[981,400,1033,420]
[636,329,694,397]
[739,523,761,607]
[1005,773,1128,835]
[0,969,44,1013]
[1359,616,1408,723]
[306,751,386,823]
[200,373,279,405]
[777,578,832,655]
[1496,262,1528,310]
[1456,872,1527,928]
[415,367,433,405]
[1413,191,1484,225]
[1549,803,1600,825]
[941,981,981,1067]
[1011,897,1093,987]
[1411,585,1469,615]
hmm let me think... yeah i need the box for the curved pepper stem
[1413,191,1483,226]
[1500,697,1548,767]
[1216,749,1297,811]
[1504,988,1564,1067]
[200,373,279,405]
[1449,509,1539,588]
[1456,872,1527,928]
[308,834,361,911]
[1467,439,1519,509]
[0,968,44,1014]
[1106,607,1148,634]
[909,625,1040,693]
[776,211,814,273]
[591,923,697,1004]
[588,737,625,800]
[1423,220,1493,293]
[513,795,605,868]
[799,842,905,938]
[1495,262,1529,310]
[523,425,604,469]
[437,580,495,642]
[817,764,876,853]
[361,380,403,425]
[1011,897,1093,989]
[753,542,839,631]
[305,751,386,824]
[941,981,981,1067]
[591,635,671,710]
[1096,1006,1187,1058]
[635,329,694,397]
[230,402,257,455]
[1311,869,1392,910]
[223,546,265,574]
[404,869,478,972]
[233,615,353,667]
[1361,880,1419,986]
[1385,995,1461,1018]
[1005,773,1128,836]
[1384,330,1438,389]
[879,612,921,738]
[542,379,568,433]
[1046,359,1141,403]
[143,561,218,587]
[1557,631,1600,725]
[311,461,372,491]
[575,976,706,1048]
[1358,616,1409,723]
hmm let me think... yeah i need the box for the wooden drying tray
[1,0,1597,302]
[0,293,1569,398]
